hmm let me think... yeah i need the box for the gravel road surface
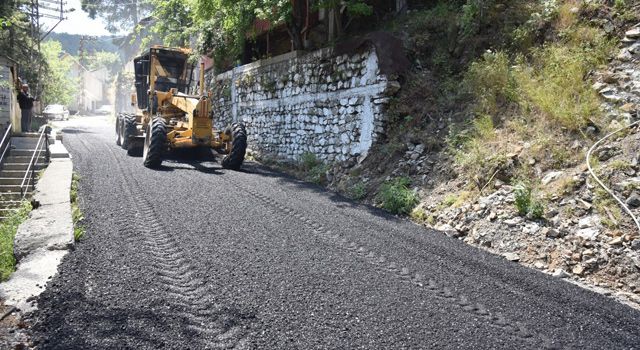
[31,116,640,349]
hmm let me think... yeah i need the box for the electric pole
[25,0,74,102]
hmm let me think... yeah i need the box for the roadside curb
[0,135,73,314]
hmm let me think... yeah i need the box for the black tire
[122,115,137,150]
[115,115,122,146]
[221,123,247,170]
[143,117,167,168]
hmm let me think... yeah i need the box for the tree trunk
[286,0,306,50]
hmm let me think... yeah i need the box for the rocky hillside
[308,1,640,307]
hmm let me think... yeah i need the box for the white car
[43,104,70,120]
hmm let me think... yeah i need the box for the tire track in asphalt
[213,171,559,349]
[73,131,253,349]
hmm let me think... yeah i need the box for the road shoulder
[0,138,73,314]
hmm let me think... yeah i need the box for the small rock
[503,252,520,262]
[592,82,606,91]
[620,103,637,113]
[578,216,599,229]
[552,269,570,278]
[454,223,469,234]
[504,218,522,227]
[626,192,640,208]
[487,212,497,221]
[631,240,640,251]
[577,227,600,240]
[583,249,594,256]
[570,140,582,150]
[617,49,633,62]
[608,237,624,246]
[572,265,585,276]
[625,27,640,39]
[543,227,561,238]
[542,171,564,185]
[523,223,540,234]
[577,198,592,210]
[534,261,546,270]
[436,223,455,232]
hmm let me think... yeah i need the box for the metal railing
[20,128,50,198]
[0,124,13,168]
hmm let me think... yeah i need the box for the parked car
[96,105,113,115]
[43,104,69,120]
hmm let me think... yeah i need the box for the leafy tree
[164,0,372,69]
[146,0,194,47]
[40,41,78,106]
[191,0,256,67]
[87,51,121,73]
[1,0,45,94]
[81,0,153,33]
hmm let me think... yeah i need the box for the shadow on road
[60,128,99,135]
[32,292,174,349]
[240,162,405,224]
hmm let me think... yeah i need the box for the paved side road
[30,116,640,349]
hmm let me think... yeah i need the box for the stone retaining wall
[207,47,396,163]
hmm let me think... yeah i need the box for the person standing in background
[17,83,36,132]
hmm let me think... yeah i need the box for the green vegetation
[441,1,617,189]
[0,202,32,281]
[376,177,419,215]
[1,1,46,92]
[410,206,428,223]
[348,181,367,200]
[137,0,372,68]
[298,153,329,185]
[608,159,633,171]
[41,41,79,106]
[593,184,622,229]
[514,183,544,220]
[71,173,85,241]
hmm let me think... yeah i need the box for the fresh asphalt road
[31,115,640,349]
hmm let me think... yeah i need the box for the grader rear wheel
[122,115,137,150]
[221,123,247,170]
[143,118,167,168]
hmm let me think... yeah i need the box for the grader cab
[115,46,246,169]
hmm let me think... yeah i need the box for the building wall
[0,64,13,128]
[64,55,105,113]
[0,59,19,133]
[208,47,395,163]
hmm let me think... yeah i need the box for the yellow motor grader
[115,46,246,169]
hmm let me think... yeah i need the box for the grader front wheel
[143,118,167,168]
[221,123,247,170]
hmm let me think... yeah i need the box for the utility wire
[586,120,640,234]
